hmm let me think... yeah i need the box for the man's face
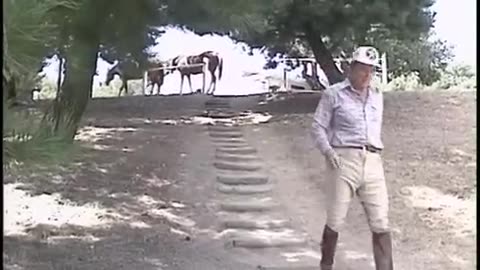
[348,61,375,90]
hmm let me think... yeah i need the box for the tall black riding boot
[320,225,339,270]
[372,232,394,270]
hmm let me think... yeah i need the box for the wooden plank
[147,63,204,72]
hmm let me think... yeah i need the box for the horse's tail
[218,56,223,81]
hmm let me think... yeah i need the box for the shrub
[384,72,424,92]
[431,64,476,90]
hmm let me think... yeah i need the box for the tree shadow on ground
[3,119,224,270]
[4,224,179,270]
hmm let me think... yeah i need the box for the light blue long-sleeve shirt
[311,79,384,155]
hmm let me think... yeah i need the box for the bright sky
[43,1,477,95]
[431,0,476,67]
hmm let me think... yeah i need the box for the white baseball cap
[352,46,380,67]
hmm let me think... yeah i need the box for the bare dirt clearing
[247,90,476,270]
[4,90,476,270]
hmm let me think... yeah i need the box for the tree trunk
[303,22,345,85]
[42,0,108,141]
[49,40,100,141]
[56,55,63,98]
[89,67,94,98]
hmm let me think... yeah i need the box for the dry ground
[4,89,476,269]
[247,90,476,269]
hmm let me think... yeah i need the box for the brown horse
[145,61,173,95]
[169,51,223,95]
[105,60,170,96]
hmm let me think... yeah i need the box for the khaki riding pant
[325,148,390,233]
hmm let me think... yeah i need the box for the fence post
[143,71,148,95]
[381,53,388,84]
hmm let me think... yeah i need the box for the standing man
[311,46,393,270]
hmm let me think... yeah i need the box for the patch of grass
[3,101,81,170]
[381,65,477,92]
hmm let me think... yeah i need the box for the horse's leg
[187,75,194,94]
[118,83,124,97]
[202,71,206,94]
[124,80,129,96]
[208,71,216,95]
[149,82,154,95]
[212,75,217,95]
[180,74,185,95]
[117,79,123,97]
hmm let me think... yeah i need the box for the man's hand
[325,150,342,169]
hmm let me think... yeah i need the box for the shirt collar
[343,78,374,95]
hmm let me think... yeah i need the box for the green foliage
[97,0,166,67]
[4,131,76,165]
[207,0,438,84]
[37,0,169,140]
[36,79,58,100]
[431,64,477,90]
[4,0,78,75]
[227,0,436,55]
[385,72,423,91]
[367,32,454,85]
[92,84,122,98]
[91,79,144,98]
[3,103,77,165]
[3,0,79,163]
[383,64,476,91]
[164,0,275,37]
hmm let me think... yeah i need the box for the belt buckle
[366,145,380,153]
[364,145,374,153]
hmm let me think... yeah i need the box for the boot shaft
[320,225,339,268]
[372,232,394,270]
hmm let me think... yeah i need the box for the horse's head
[162,57,179,75]
[105,64,120,86]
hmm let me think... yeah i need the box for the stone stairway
[204,98,321,269]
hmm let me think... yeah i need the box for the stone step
[202,111,237,119]
[216,146,257,155]
[217,173,269,185]
[256,266,321,270]
[207,125,242,133]
[220,197,277,212]
[209,131,244,138]
[220,216,288,230]
[217,183,273,195]
[215,153,259,162]
[223,228,307,249]
[214,160,262,171]
[211,137,248,144]
[213,142,252,148]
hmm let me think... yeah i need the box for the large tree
[219,0,437,85]
[367,31,454,85]
[43,0,165,140]
[3,0,77,102]
[45,0,266,140]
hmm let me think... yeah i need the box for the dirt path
[244,90,476,270]
[4,90,476,270]
[5,95,255,270]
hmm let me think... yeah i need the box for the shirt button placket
[363,100,368,145]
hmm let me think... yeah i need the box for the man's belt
[333,145,382,153]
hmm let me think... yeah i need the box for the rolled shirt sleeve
[311,90,335,156]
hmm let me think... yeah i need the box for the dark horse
[105,60,169,96]
[169,51,223,95]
